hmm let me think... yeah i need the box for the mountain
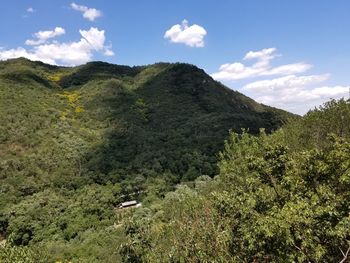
[0,58,292,186]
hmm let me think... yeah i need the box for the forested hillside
[0,58,292,262]
[120,99,350,263]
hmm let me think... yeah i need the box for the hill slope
[0,58,292,185]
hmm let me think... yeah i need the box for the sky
[0,0,349,114]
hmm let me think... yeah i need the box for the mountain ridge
[0,57,294,184]
[1,57,294,113]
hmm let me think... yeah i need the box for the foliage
[280,98,350,151]
[0,57,296,262]
[121,99,350,262]
[0,243,49,263]
[216,131,350,262]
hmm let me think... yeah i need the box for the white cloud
[27,7,35,13]
[243,74,349,114]
[71,2,102,21]
[262,63,312,76]
[211,48,312,81]
[311,86,349,97]
[164,19,207,48]
[255,85,349,114]
[25,27,66,46]
[212,48,349,114]
[244,47,277,67]
[0,47,48,63]
[243,74,329,92]
[103,46,115,56]
[0,27,114,66]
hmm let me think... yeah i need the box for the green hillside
[0,58,291,184]
[0,58,293,262]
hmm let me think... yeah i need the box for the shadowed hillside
[0,58,293,185]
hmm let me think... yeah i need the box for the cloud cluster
[211,48,312,81]
[255,85,349,114]
[0,27,114,66]
[164,19,207,48]
[244,74,349,111]
[243,74,329,92]
[71,2,102,21]
[211,48,349,114]
[25,27,65,46]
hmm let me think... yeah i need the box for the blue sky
[0,0,349,114]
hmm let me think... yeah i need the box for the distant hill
[0,58,293,186]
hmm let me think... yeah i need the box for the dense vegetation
[120,99,350,262]
[3,59,349,262]
[0,58,291,262]
[2,98,347,262]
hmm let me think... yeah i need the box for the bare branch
[339,246,350,263]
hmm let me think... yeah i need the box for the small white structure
[118,200,142,209]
